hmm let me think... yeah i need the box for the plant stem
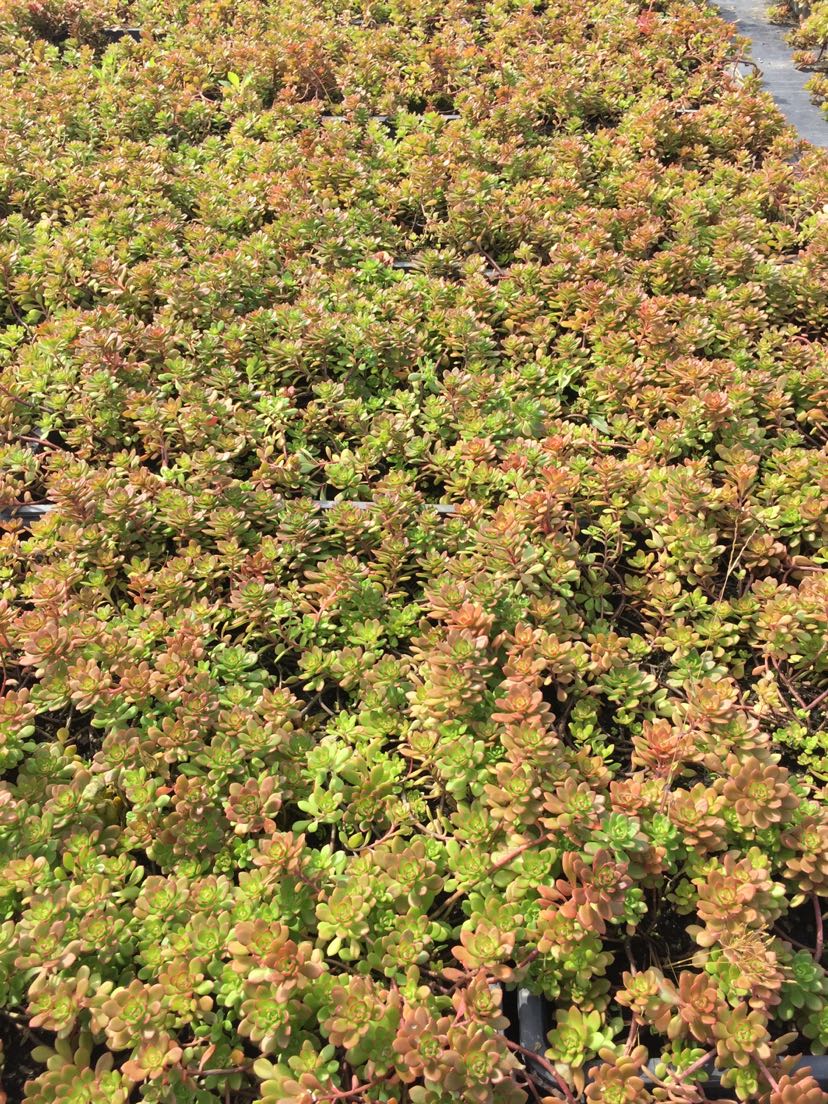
[435,834,551,919]
[805,679,828,712]
[771,657,809,712]
[623,1016,640,1055]
[185,1064,252,1078]
[815,893,824,962]
[515,947,540,972]
[518,1068,543,1104]
[773,922,814,953]
[624,939,639,973]
[322,1078,383,1101]
[807,687,828,712]
[0,381,40,413]
[505,1040,577,1104]
[19,434,65,452]
[672,1049,715,1083]
[754,1054,780,1093]
[642,1049,715,1089]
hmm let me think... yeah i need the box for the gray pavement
[714,0,828,146]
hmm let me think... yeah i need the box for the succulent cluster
[1,0,828,1100]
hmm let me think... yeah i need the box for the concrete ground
[714,0,828,147]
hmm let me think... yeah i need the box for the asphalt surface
[714,0,828,146]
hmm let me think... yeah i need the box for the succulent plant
[721,757,796,832]
[237,982,298,1055]
[803,1004,828,1054]
[451,920,516,979]
[766,1070,828,1104]
[227,920,323,994]
[616,968,678,1033]
[586,1045,654,1104]
[546,1006,619,1089]
[777,949,827,1020]
[712,1003,772,1068]
[539,847,633,938]
[120,1030,183,1081]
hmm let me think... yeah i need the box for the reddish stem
[515,947,540,972]
[773,923,813,953]
[671,1049,716,1084]
[623,1016,640,1055]
[435,834,551,919]
[323,1078,383,1101]
[806,685,828,712]
[625,939,639,974]
[0,381,39,412]
[754,1054,780,1093]
[518,1067,543,1104]
[815,893,824,962]
[19,435,64,452]
[642,1048,715,1090]
[505,1040,577,1104]
[771,657,809,711]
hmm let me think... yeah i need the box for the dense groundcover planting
[3,0,828,1100]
